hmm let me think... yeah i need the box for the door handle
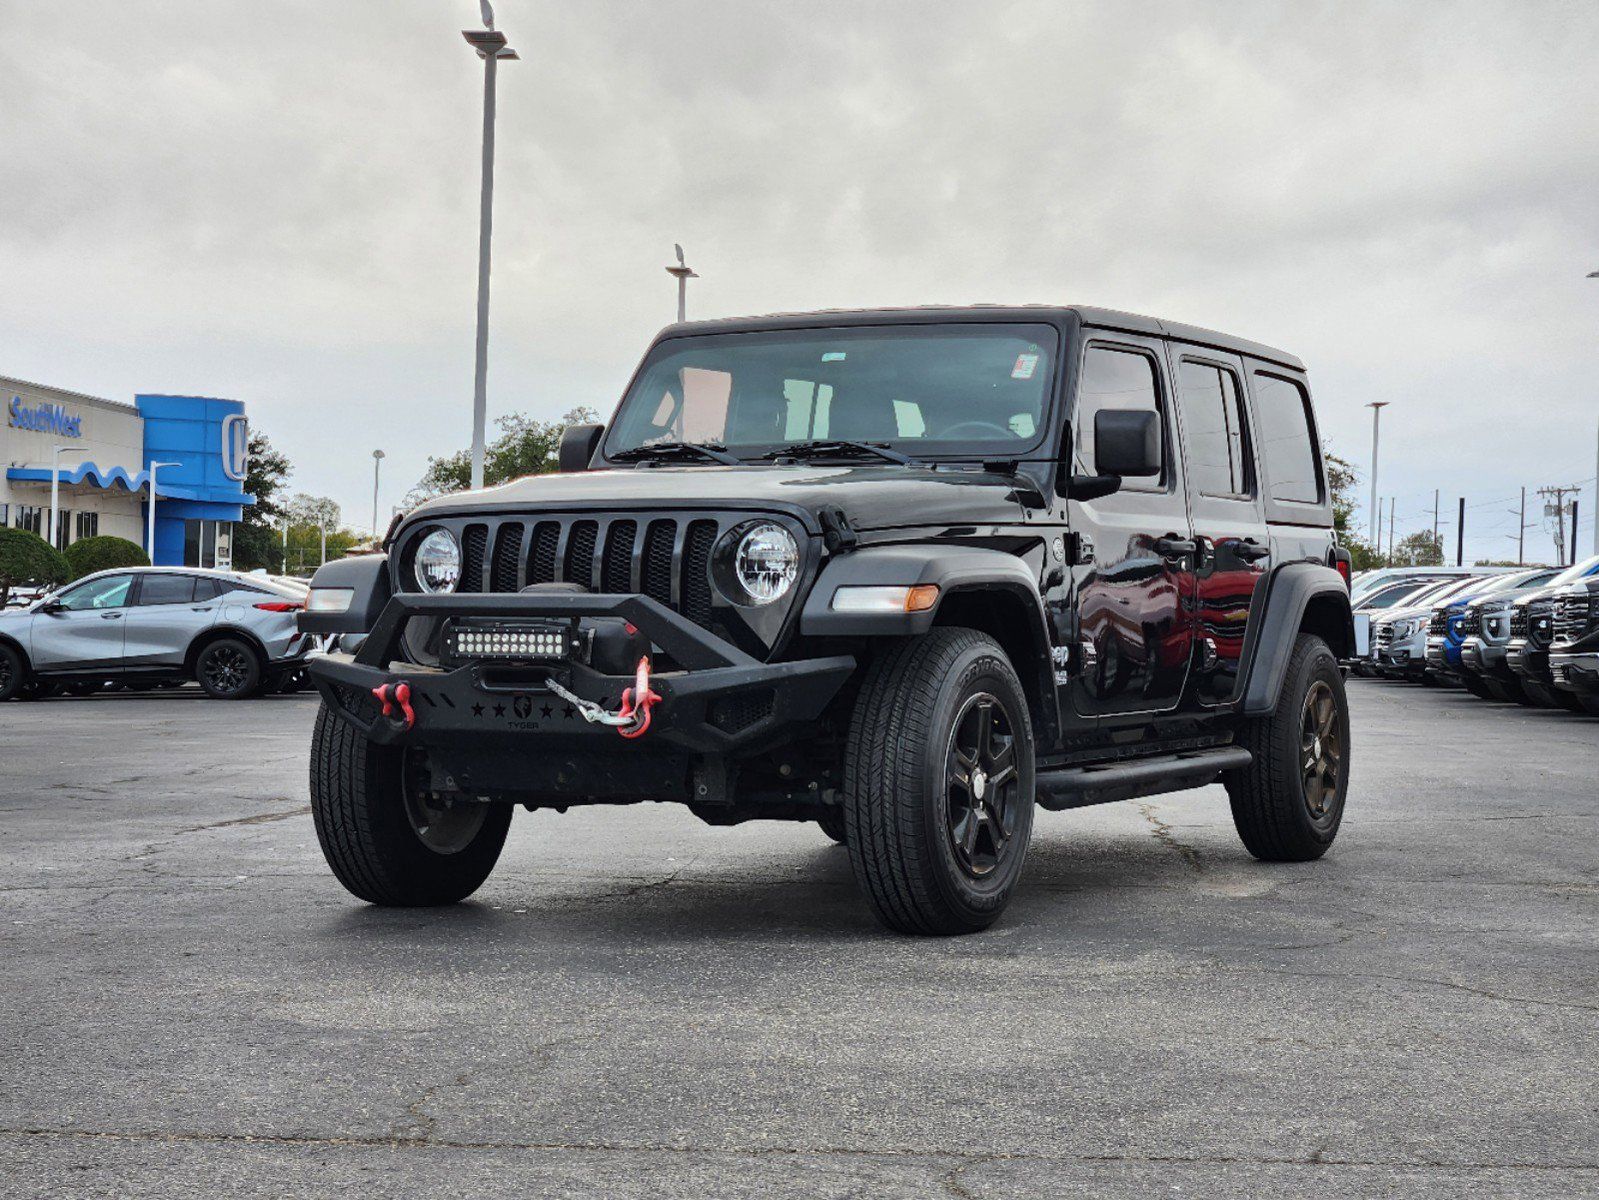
[101,612,123,620]
[1235,538,1272,563]
[191,606,214,612]
[1153,535,1197,559]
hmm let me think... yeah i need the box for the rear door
[123,574,217,667]
[1069,335,1197,717]
[29,573,136,671]
[1169,347,1270,704]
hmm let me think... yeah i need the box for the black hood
[405,463,1034,535]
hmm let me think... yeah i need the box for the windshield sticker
[822,351,847,362]
[1011,353,1039,380]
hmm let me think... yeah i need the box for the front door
[30,573,136,671]
[1069,336,1197,717]
[1168,346,1271,704]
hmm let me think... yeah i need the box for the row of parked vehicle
[1350,557,1599,715]
[0,567,319,701]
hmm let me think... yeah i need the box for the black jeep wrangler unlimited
[301,307,1354,935]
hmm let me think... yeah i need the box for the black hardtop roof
[662,305,1305,372]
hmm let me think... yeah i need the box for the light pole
[1365,401,1389,547]
[145,461,181,562]
[666,243,698,323]
[371,449,385,537]
[464,1,518,491]
[48,444,72,551]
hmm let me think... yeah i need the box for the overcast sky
[3,0,1597,561]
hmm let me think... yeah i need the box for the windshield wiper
[756,439,919,466]
[610,441,742,466]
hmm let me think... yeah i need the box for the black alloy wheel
[1299,679,1342,830]
[0,644,24,702]
[944,693,1022,879]
[196,638,262,700]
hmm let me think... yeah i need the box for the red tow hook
[616,656,662,740]
[370,681,416,731]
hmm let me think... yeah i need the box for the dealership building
[2,375,254,567]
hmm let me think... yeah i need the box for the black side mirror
[39,599,65,614]
[1094,409,1161,478]
[558,423,605,473]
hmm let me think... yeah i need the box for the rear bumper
[307,591,855,756]
[1548,649,1599,695]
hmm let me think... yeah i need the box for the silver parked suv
[0,567,312,701]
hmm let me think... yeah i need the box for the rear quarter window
[1251,371,1322,505]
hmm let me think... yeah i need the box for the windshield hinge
[819,506,858,555]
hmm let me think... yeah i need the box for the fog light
[830,584,940,613]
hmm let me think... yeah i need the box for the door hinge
[1064,531,1095,565]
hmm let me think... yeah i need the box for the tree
[232,430,293,572]
[410,407,598,501]
[1324,449,1381,570]
[1391,530,1444,567]
[63,535,149,581]
[0,528,68,606]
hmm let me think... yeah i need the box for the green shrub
[64,534,150,581]
[0,528,69,605]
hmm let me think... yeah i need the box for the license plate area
[441,617,580,666]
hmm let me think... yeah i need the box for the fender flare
[298,554,392,635]
[1238,561,1355,715]
[799,544,1059,742]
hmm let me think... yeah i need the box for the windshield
[606,324,1058,460]
[1546,554,1599,589]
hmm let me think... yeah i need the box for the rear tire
[843,628,1035,935]
[1225,634,1349,862]
[195,637,262,700]
[309,703,511,905]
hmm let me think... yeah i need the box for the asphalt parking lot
[2,681,1596,1198]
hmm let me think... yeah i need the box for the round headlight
[414,528,462,593]
[732,523,799,605]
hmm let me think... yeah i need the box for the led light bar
[444,621,574,662]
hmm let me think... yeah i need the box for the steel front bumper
[307,591,855,755]
[1549,649,1599,695]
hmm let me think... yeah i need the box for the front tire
[1226,634,1349,862]
[843,628,1036,936]
[0,643,27,702]
[816,807,848,844]
[309,703,511,905]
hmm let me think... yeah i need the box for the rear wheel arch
[184,625,268,677]
[1239,563,1354,715]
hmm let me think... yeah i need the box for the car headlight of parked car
[414,528,462,593]
[718,521,800,606]
[1391,618,1417,639]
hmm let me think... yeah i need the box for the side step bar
[1036,745,1251,811]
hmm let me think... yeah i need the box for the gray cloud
[2,0,1596,556]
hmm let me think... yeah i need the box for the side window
[193,577,225,601]
[136,575,198,606]
[1252,372,1322,504]
[57,574,134,611]
[1177,360,1252,498]
[1076,345,1166,490]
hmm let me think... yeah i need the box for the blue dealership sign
[8,394,83,437]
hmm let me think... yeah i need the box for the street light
[1365,401,1389,549]
[666,243,698,323]
[464,0,519,491]
[1589,271,1599,553]
[48,444,73,551]
[371,449,386,537]
[145,461,182,563]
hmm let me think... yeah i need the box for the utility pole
[371,449,385,537]
[463,3,518,491]
[1365,401,1389,546]
[1387,499,1395,564]
[1456,497,1465,567]
[1593,419,1599,555]
[1432,489,1440,544]
[1518,487,1526,565]
[1572,500,1581,566]
[1538,484,1581,567]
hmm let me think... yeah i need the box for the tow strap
[546,656,662,739]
